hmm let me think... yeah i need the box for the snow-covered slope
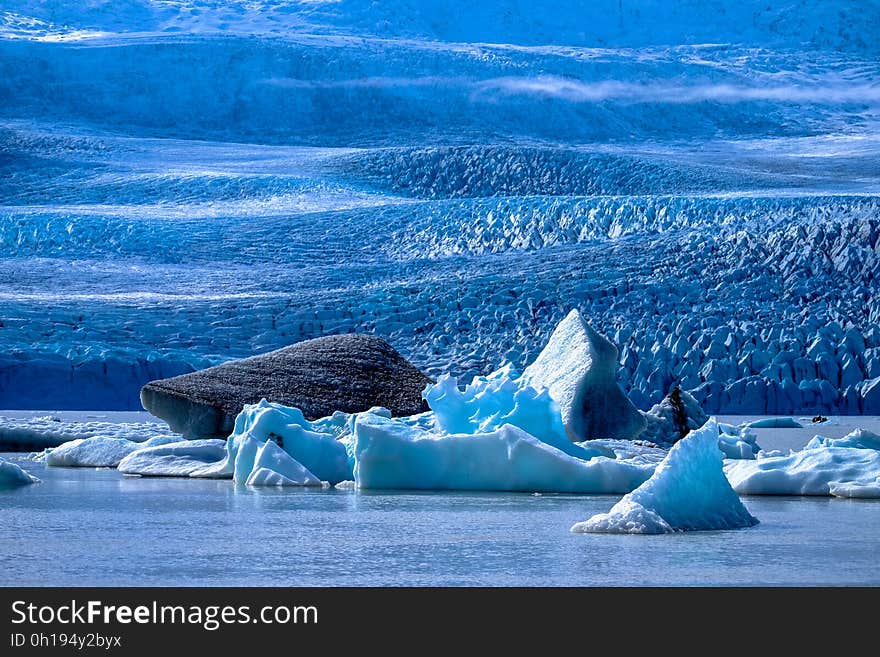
[1,2,877,413]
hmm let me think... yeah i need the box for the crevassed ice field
[1,0,880,416]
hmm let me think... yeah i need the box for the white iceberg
[117,439,228,477]
[724,446,880,497]
[43,435,179,468]
[0,415,177,450]
[827,481,880,498]
[578,438,667,466]
[192,400,351,484]
[352,413,654,493]
[572,420,759,534]
[0,457,40,488]
[716,423,761,460]
[804,428,880,451]
[520,309,646,441]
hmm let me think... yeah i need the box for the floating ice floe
[0,457,40,488]
[724,433,880,498]
[0,415,176,450]
[716,423,761,460]
[804,428,880,451]
[520,309,646,441]
[578,439,667,466]
[117,440,228,477]
[747,417,803,429]
[42,435,180,468]
[827,481,880,498]
[572,420,759,534]
[191,400,351,485]
[351,412,654,493]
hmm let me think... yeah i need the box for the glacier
[1,1,879,416]
[572,420,759,534]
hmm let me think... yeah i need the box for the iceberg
[804,428,880,451]
[747,417,803,429]
[0,457,40,488]
[724,446,880,497]
[423,367,609,460]
[0,415,176,451]
[117,440,228,477]
[244,440,322,487]
[521,309,646,441]
[638,388,759,458]
[43,435,179,468]
[716,423,761,460]
[640,386,709,446]
[579,439,667,466]
[828,480,880,499]
[572,420,759,533]
[352,413,654,493]
[192,400,352,484]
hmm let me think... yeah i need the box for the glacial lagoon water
[2,446,879,587]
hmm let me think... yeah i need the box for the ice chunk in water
[244,440,322,487]
[352,412,654,493]
[572,419,759,533]
[44,435,179,468]
[117,440,228,477]
[0,457,40,488]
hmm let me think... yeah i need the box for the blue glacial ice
[1,1,880,417]
[351,412,654,493]
[0,456,40,488]
[572,420,759,533]
[191,400,352,485]
[747,417,804,429]
[423,366,608,460]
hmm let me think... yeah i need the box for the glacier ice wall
[1,1,878,413]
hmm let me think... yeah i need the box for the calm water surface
[2,453,878,586]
